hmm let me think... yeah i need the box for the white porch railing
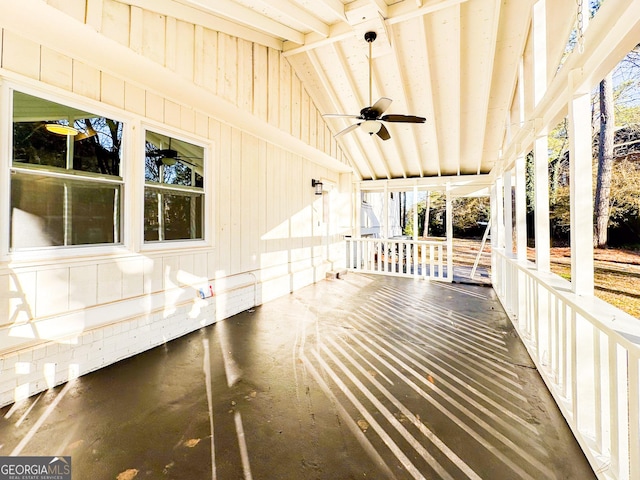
[345,237,451,281]
[494,249,640,480]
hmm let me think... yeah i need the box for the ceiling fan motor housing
[360,106,380,120]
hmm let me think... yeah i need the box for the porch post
[355,182,362,238]
[504,170,513,256]
[490,181,498,287]
[515,154,528,322]
[383,183,389,239]
[568,86,594,295]
[413,186,418,241]
[533,136,551,272]
[533,0,550,272]
[445,183,453,281]
[495,175,504,250]
[515,155,527,261]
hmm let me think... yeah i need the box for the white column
[533,0,547,106]
[495,175,504,250]
[383,183,389,239]
[490,183,498,286]
[534,134,551,272]
[533,0,550,272]
[515,154,528,322]
[569,89,594,295]
[445,184,453,281]
[504,170,513,256]
[515,155,527,261]
[355,183,362,238]
[413,186,418,241]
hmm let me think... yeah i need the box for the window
[10,91,124,250]
[144,131,204,242]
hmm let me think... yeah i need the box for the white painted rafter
[249,0,330,37]
[333,41,391,180]
[314,0,346,22]
[385,22,423,177]
[176,0,305,43]
[306,49,368,179]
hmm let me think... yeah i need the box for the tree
[594,72,615,247]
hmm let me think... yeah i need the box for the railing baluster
[345,237,453,282]
[609,338,620,478]
[629,351,640,479]
[595,327,603,454]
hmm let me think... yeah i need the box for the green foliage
[405,194,489,238]
[609,159,640,228]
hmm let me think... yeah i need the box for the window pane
[72,117,123,176]
[12,91,122,177]
[13,121,67,168]
[164,192,202,240]
[11,173,121,249]
[144,188,203,242]
[145,131,204,187]
[143,190,160,242]
[144,130,205,243]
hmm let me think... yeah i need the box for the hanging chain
[576,0,585,54]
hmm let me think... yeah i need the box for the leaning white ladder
[470,223,490,279]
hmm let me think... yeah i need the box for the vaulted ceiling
[124,0,567,186]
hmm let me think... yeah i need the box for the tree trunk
[594,73,614,247]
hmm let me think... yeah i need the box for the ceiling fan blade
[322,113,361,119]
[334,123,361,138]
[376,124,391,141]
[380,114,426,123]
[371,97,392,116]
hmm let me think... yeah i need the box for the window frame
[3,84,132,260]
[140,125,211,251]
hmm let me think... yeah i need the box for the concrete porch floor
[0,274,595,479]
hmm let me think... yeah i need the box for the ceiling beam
[282,22,354,57]
[387,0,470,25]
[306,49,367,179]
[113,0,283,49]
[358,174,492,192]
[333,41,390,180]
[250,0,330,37]
[175,0,305,43]
[386,22,423,177]
[458,0,501,175]
[425,4,461,176]
[315,0,347,22]
[283,0,471,57]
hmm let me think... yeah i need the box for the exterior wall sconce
[311,179,323,195]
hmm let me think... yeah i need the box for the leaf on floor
[357,419,369,432]
[116,469,138,480]
[184,438,201,448]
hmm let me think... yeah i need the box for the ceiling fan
[147,141,201,170]
[323,31,426,141]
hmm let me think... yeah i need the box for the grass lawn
[451,238,640,319]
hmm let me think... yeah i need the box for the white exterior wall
[0,1,352,407]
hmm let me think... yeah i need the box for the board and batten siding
[0,0,352,407]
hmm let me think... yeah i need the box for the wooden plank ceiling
[134,0,545,185]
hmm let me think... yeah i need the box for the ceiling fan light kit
[323,31,426,141]
[361,120,382,135]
